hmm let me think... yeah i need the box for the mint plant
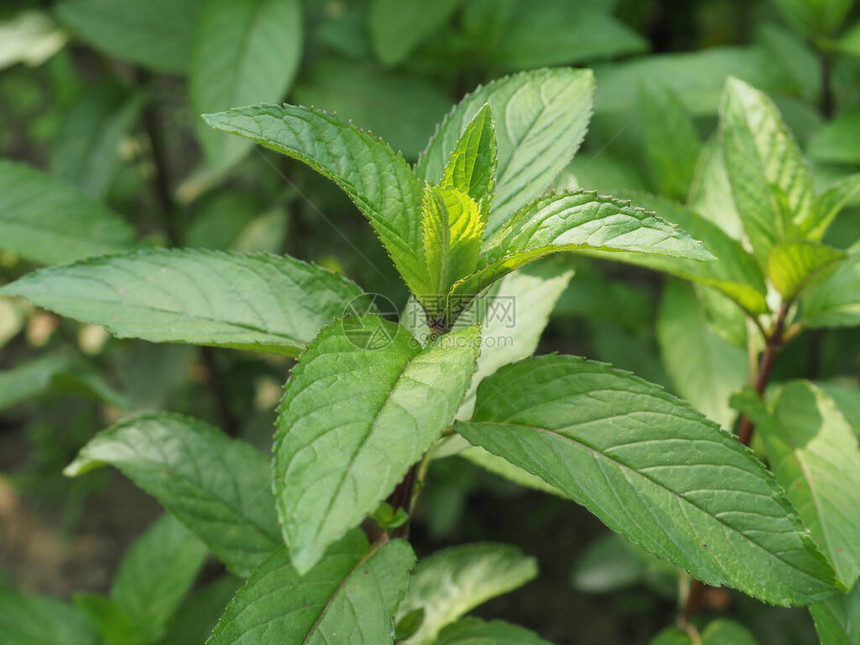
[2,64,860,645]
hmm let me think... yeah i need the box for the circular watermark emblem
[341,292,400,350]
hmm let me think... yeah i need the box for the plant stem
[736,302,789,446]
[200,346,241,437]
[680,577,705,629]
[137,71,182,247]
[389,464,419,539]
[388,313,452,539]
[681,302,790,623]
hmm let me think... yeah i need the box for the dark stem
[136,71,182,246]
[137,69,240,436]
[682,303,790,623]
[388,464,419,538]
[386,313,453,538]
[426,313,452,339]
[679,577,705,642]
[200,347,241,437]
[736,303,789,446]
[820,49,835,120]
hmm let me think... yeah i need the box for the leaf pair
[732,382,860,588]
[719,78,859,306]
[204,67,713,328]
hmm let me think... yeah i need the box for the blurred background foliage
[1,0,859,643]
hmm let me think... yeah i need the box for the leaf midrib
[470,419,827,585]
[109,428,279,546]
[301,538,388,645]
[18,289,304,344]
[310,349,420,546]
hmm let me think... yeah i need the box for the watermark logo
[341,293,399,350]
[343,293,517,350]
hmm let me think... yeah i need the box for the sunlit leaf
[457,355,840,606]
[396,543,538,645]
[2,249,367,356]
[275,320,479,573]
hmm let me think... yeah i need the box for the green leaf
[447,190,714,319]
[368,0,460,66]
[50,84,146,198]
[810,111,860,165]
[768,240,846,299]
[203,104,426,291]
[395,608,425,641]
[55,0,206,73]
[436,260,574,480]
[639,82,702,201]
[371,502,409,532]
[185,191,263,251]
[0,355,125,412]
[447,259,574,421]
[571,533,650,593]
[486,1,646,71]
[759,24,819,101]
[208,532,415,645]
[733,382,860,586]
[811,579,860,645]
[111,515,208,643]
[700,620,759,645]
[421,185,484,301]
[0,588,99,645]
[829,21,860,59]
[651,620,759,645]
[0,356,67,411]
[72,593,148,645]
[275,320,479,573]
[613,192,768,315]
[396,543,538,645]
[64,413,280,577]
[819,382,860,438]
[190,0,302,172]
[772,0,854,37]
[595,46,795,116]
[456,355,840,606]
[720,77,815,266]
[651,627,691,645]
[435,618,553,645]
[1,248,367,356]
[801,174,860,241]
[657,281,747,429]
[442,104,497,214]
[0,159,135,264]
[688,137,744,240]
[160,576,241,645]
[803,250,860,328]
[294,60,452,160]
[417,68,595,238]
